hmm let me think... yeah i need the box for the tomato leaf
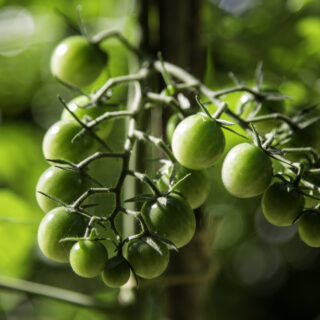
[142,236,163,255]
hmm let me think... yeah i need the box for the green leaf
[142,236,162,255]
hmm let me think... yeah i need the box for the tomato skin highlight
[298,212,320,247]
[261,182,305,226]
[124,237,169,279]
[221,143,273,198]
[50,36,107,88]
[36,166,90,213]
[102,256,131,288]
[156,163,210,209]
[42,119,97,164]
[172,113,225,170]
[141,192,196,248]
[37,207,86,263]
[69,240,108,278]
[61,95,115,140]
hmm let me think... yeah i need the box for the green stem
[146,92,187,117]
[91,29,144,59]
[0,276,126,313]
[91,68,150,103]
[72,188,116,209]
[133,130,176,162]
[125,170,162,196]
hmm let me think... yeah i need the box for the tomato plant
[221,143,273,198]
[36,166,90,212]
[141,192,196,248]
[124,237,169,279]
[69,240,108,278]
[261,182,305,226]
[42,119,98,163]
[61,95,115,140]
[37,207,86,263]
[50,35,107,88]
[101,256,131,288]
[34,27,320,291]
[172,113,225,170]
[156,162,210,209]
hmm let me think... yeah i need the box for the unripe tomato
[37,207,86,263]
[61,95,115,140]
[36,166,90,212]
[69,240,108,278]
[172,113,225,170]
[156,163,210,209]
[43,120,98,164]
[298,211,320,247]
[50,36,107,88]
[124,237,169,279]
[102,256,131,288]
[221,143,273,198]
[261,182,305,226]
[141,192,196,248]
[166,114,180,145]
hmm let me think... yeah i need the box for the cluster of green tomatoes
[35,33,320,288]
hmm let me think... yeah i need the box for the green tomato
[261,182,305,226]
[298,211,320,247]
[102,256,131,288]
[221,143,273,198]
[172,113,225,170]
[43,120,98,164]
[36,166,90,213]
[69,240,108,278]
[50,35,107,88]
[166,114,180,145]
[61,95,115,140]
[124,237,169,279]
[141,192,195,248]
[37,207,86,263]
[156,162,210,209]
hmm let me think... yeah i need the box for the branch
[0,276,127,313]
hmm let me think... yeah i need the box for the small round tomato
[37,207,86,263]
[141,192,195,248]
[102,256,131,288]
[172,113,225,170]
[222,143,273,198]
[69,240,108,278]
[166,114,180,145]
[50,35,107,88]
[124,237,169,279]
[43,120,98,164]
[156,163,210,209]
[298,211,320,247]
[61,95,115,141]
[261,182,305,226]
[36,166,90,212]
